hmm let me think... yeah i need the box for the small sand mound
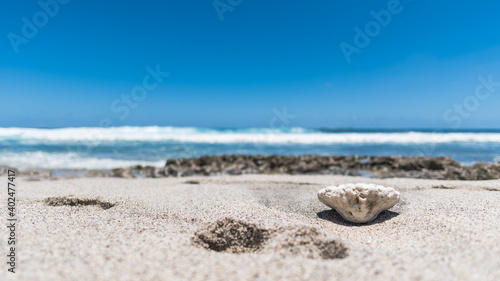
[268,226,348,259]
[43,196,115,210]
[184,180,200,184]
[432,185,455,189]
[193,218,269,253]
[193,219,348,259]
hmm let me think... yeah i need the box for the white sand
[2,175,500,280]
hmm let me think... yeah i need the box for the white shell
[317,183,400,223]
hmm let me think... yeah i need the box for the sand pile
[43,196,115,210]
[267,226,348,259]
[193,218,348,260]
[193,218,269,253]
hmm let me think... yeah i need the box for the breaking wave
[0,151,164,170]
[1,126,500,145]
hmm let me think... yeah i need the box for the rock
[162,155,500,180]
[463,162,500,180]
[13,155,500,181]
[317,183,400,223]
[111,168,133,178]
[86,169,106,178]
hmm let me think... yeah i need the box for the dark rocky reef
[112,155,500,181]
[4,155,500,180]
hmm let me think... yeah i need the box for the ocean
[1,126,500,170]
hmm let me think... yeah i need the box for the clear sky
[1,0,500,128]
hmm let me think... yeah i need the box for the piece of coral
[317,183,400,223]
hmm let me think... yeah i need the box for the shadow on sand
[317,209,399,227]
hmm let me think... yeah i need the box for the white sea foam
[0,151,164,170]
[1,126,500,145]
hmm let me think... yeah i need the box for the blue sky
[1,0,500,128]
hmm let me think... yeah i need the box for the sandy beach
[2,174,499,280]
[5,0,500,280]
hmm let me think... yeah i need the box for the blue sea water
[1,126,499,170]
